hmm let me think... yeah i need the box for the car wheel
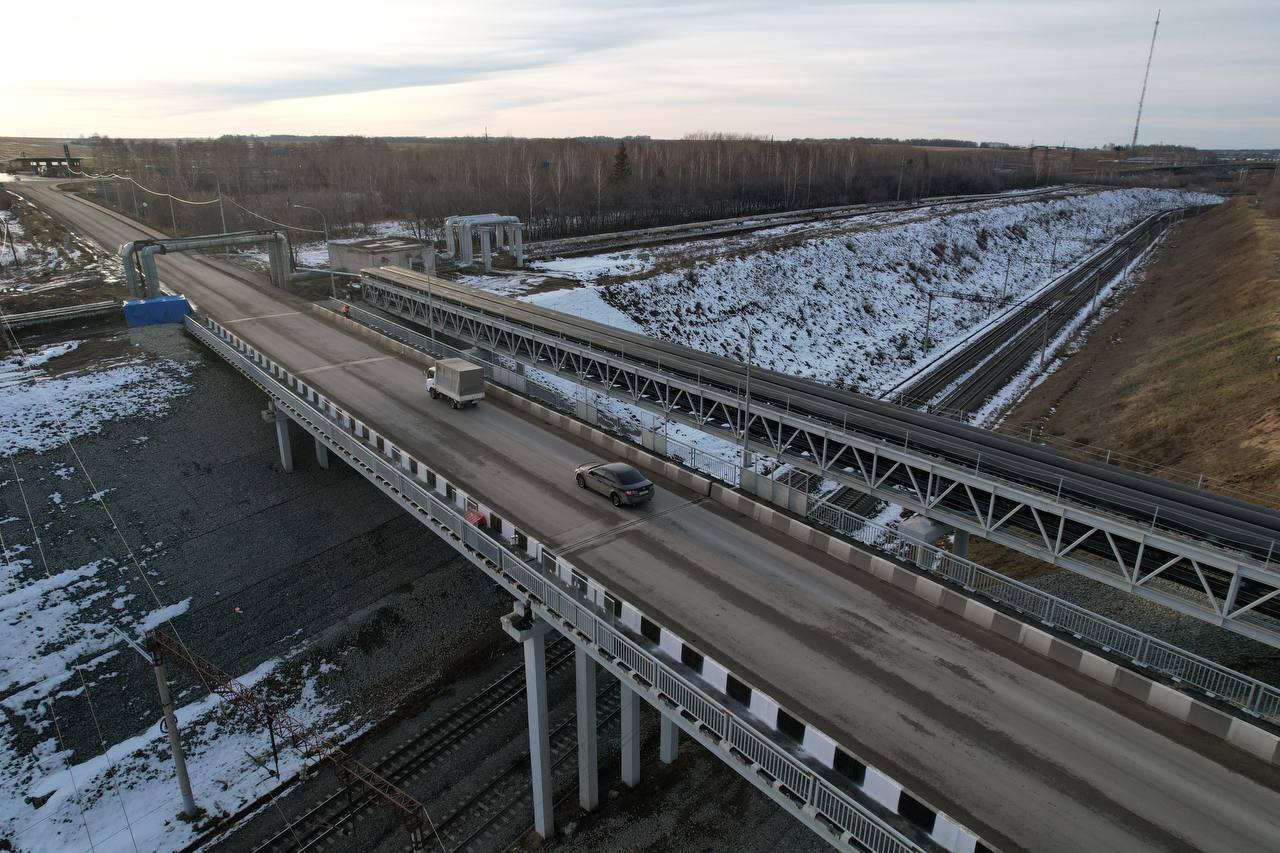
[451,400,460,409]
[610,492,622,507]
[429,388,438,399]
[576,474,587,489]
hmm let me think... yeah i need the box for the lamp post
[290,203,334,299]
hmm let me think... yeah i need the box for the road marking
[297,355,395,375]
[223,311,301,324]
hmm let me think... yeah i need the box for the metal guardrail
[331,299,1280,724]
[3,300,120,329]
[186,314,926,853]
[807,500,1280,723]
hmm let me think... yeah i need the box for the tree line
[84,135,1058,244]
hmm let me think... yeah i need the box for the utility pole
[167,184,178,237]
[291,203,334,299]
[1048,235,1059,279]
[1130,10,1162,153]
[896,156,911,202]
[216,180,229,261]
[1039,304,1052,368]
[129,180,139,217]
[999,252,1013,306]
[922,291,934,348]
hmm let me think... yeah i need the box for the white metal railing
[808,500,1280,723]
[185,315,924,853]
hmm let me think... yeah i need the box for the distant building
[328,237,434,274]
[6,155,83,176]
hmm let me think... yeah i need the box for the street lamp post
[291,203,334,299]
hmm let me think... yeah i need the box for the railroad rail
[253,638,577,852]
[887,207,1198,414]
[359,265,1280,646]
[525,186,1082,259]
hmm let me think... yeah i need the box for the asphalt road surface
[14,180,1280,853]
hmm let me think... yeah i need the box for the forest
[83,134,1083,243]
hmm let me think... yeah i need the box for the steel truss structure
[361,273,1280,647]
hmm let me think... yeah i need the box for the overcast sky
[10,0,1277,148]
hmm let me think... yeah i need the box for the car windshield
[612,467,647,485]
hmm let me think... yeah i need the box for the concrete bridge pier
[659,714,680,764]
[576,648,599,810]
[314,437,330,470]
[261,403,294,473]
[620,679,641,787]
[502,602,554,838]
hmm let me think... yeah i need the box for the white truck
[426,358,485,409]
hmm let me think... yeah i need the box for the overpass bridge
[13,181,1280,853]
[359,265,1280,648]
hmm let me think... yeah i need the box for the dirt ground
[971,184,1280,577]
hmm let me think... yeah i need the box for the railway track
[249,638,576,853]
[525,186,1081,259]
[433,682,622,852]
[886,208,1183,414]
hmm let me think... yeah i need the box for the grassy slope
[971,190,1280,574]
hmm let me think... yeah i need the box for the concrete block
[802,727,838,767]
[702,657,729,693]
[914,576,945,607]
[847,549,874,571]
[891,567,918,592]
[809,531,831,554]
[748,690,780,728]
[1185,701,1234,740]
[1078,653,1120,687]
[788,519,814,546]
[939,589,970,617]
[1226,719,1280,764]
[869,557,896,583]
[1114,667,1154,703]
[1046,638,1084,671]
[825,537,853,563]
[861,768,902,811]
[659,628,683,660]
[962,600,997,631]
[990,613,1026,643]
[1147,684,1194,721]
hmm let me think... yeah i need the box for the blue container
[123,295,192,327]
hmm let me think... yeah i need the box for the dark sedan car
[575,461,654,507]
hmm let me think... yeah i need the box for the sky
[8,0,1277,148]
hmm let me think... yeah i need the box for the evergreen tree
[609,142,632,185]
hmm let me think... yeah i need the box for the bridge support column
[314,437,329,470]
[575,648,599,810]
[501,603,554,839]
[261,403,294,473]
[659,713,679,764]
[479,227,493,272]
[953,530,970,559]
[620,679,641,787]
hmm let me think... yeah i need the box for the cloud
[9,0,1279,147]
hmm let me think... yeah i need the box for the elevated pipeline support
[121,230,293,298]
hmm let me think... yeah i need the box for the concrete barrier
[701,480,1280,766]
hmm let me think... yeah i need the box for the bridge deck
[18,181,1280,853]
